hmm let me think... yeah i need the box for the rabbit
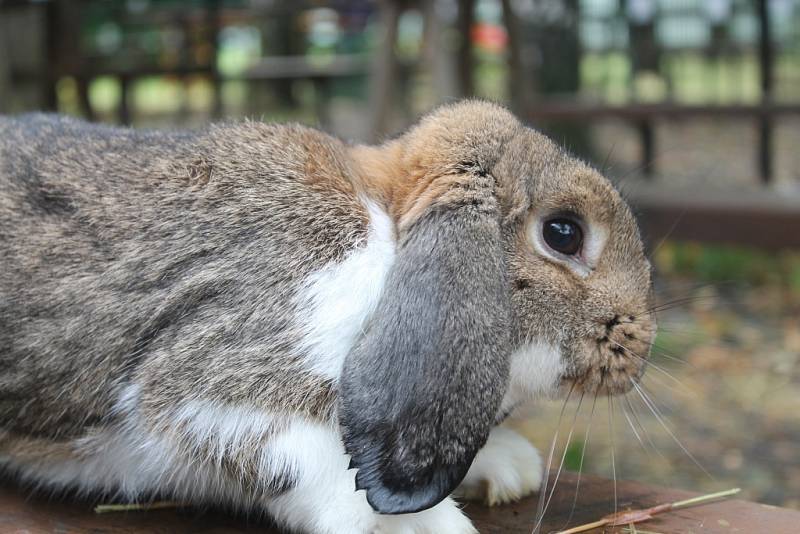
[0,100,656,534]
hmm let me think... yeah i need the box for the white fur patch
[456,426,542,506]
[375,499,477,534]
[171,398,276,457]
[9,385,284,507]
[500,341,566,416]
[298,198,396,381]
[8,384,185,499]
[8,385,476,533]
[266,418,476,534]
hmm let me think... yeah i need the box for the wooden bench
[2,472,798,533]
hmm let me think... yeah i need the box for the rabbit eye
[542,218,583,256]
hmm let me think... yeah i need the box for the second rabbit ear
[339,180,512,514]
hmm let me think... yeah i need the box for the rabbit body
[0,114,413,530]
[0,102,655,533]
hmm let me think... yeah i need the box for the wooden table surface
[1,472,798,533]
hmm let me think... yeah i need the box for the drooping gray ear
[339,199,512,514]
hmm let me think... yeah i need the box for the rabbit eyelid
[526,210,609,278]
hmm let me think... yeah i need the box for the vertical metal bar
[43,0,60,111]
[757,0,773,183]
[207,0,223,118]
[638,119,655,177]
[367,0,401,141]
[77,76,94,121]
[456,0,474,97]
[119,74,131,125]
[501,0,531,113]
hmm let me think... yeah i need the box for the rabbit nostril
[605,315,620,331]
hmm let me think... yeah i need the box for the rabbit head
[340,101,656,514]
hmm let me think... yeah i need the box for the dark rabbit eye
[542,218,583,256]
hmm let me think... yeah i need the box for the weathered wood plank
[468,471,800,533]
[2,472,798,533]
[628,186,800,250]
[527,102,800,121]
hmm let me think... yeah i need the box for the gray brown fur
[0,114,366,440]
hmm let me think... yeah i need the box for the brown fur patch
[351,101,523,230]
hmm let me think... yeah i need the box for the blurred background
[1,0,799,512]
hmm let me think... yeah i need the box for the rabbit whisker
[609,340,689,394]
[651,323,703,334]
[650,330,706,347]
[647,207,687,262]
[608,396,618,521]
[600,143,617,176]
[635,294,714,317]
[624,392,666,461]
[532,384,574,534]
[642,370,692,398]
[632,382,713,479]
[657,279,737,296]
[636,293,717,317]
[649,345,692,365]
[535,392,584,533]
[620,395,649,454]
[649,345,705,373]
[560,390,598,532]
[612,144,675,187]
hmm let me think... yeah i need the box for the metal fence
[1,0,799,248]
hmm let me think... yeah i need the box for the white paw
[455,427,542,506]
[373,497,477,534]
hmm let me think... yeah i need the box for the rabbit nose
[585,312,656,392]
[604,314,622,332]
[600,311,653,343]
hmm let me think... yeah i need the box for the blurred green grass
[655,241,800,294]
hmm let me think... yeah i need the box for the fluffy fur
[0,101,655,533]
[298,199,396,381]
[455,426,543,506]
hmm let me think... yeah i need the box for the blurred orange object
[471,23,507,52]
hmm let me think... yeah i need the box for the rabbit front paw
[455,427,542,506]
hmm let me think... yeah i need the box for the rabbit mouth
[565,314,656,396]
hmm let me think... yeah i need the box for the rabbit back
[0,114,370,441]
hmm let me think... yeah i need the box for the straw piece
[94,501,184,514]
[554,518,608,534]
[552,487,740,534]
[670,487,741,510]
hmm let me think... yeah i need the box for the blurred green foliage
[564,439,586,472]
[655,241,800,294]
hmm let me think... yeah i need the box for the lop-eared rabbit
[0,101,655,533]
